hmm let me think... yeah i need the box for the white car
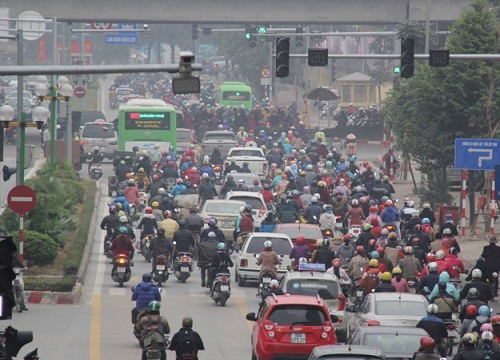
[234,232,294,286]
[224,191,268,229]
[226,146,268,178]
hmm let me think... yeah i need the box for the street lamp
[59,82,74,165]
[32,106,49,129]
[0,104,15,128]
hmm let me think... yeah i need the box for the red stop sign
[7,185,37,214]
[74,86,86,99]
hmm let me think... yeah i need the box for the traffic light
[2,166,16,182]
[0,236,16,320]
[400,38,415,78]
[202,27,211,36]
[295,25,304,47]
[4,326,33,358]
[275,37,290,78]
[246,25,257,47]
[192,24,198,40]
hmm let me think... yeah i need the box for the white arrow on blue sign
[454,138,500,170]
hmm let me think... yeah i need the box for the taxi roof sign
[298,263,326,272]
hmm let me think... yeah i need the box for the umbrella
[303,87,339,101]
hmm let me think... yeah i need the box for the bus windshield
[217,82,253,110]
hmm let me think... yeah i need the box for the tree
[384,0,500,209]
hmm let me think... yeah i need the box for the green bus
[117,98,177,152]
[217,82,253,110]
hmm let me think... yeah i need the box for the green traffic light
[393,65,401,74]
[258,27,267,34]
[245,33,251,39]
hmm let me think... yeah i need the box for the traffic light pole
[15,31,23,186]
[49,76,57,181]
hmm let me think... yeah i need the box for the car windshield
[117,89,134,96]
[204,133,235,140]
[286,279,339,299]
[81,125,115,138]
[204,202,242,215]
[229,150,263,157]
[375,300,427,316]
[364,333,420,355]
[225,174,260,185]
[279,227,322,239]
[230,196,263,210]
[268,305,326,326]
[246,237,291,255]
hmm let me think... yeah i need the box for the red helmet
[332,258,342,268]
[368,239,377,247]
[376,246,385,256]
[343,234,352,241]
[369,206,378,213]
[163,210,172,218]
[426,254,436,263]
[145,207,153,214]
[296,235,305,245]
[168,161,175,166]
[355,246,364,254]
[419,336,435,351]
[466,305,478,317]
[152,174,160,181]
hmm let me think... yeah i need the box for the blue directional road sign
[454,138,500,170]
[105,23,137,44]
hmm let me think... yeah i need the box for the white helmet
[428,262,438,272]
[482,331,494,341]
[427,304,439,314]
[270,279,279,289]
[158,188,166,194]
[351,199,359,206]
[119,216,128,223]
[472,268,483,279]
[208,231,216,238]
[435,250,445,260]
[154,143,160,149]
[264,240,273,249]
[443,228,452,235]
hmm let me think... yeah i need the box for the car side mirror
[330,314,339,323]
[246,312,257,321]
[345,304,357,313]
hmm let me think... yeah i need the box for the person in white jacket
[326,258,350,283]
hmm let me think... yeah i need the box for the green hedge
[24,276,76,292]
[11,230,58,266]
[64,181,96,275]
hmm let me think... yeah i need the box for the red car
[246,294,337,360]
[273,223,324,252]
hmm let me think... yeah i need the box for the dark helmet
[117,190,125,197]
[157,228,166,234]
[182,316,193,328]
[178,220,187,228]
[142,273,152,282]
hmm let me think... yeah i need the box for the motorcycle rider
[460,269,494,303]
[260,279,285,301]
[416,304,449,358]
[199,175,218,206]
[261,183,274,205]
[100,205,121,254]
[459,288,487,322]
[210,147,223,165]
[131,273,161,324]
[170,178,187,196]
[223,158,241,175]
[257,240,280,280]
[347,199,365,226]
[172,220,195,254]
[431,281,457,320]
[381,200,401,238]
[134,301,170,360]
[259,211,278,232]
[168,317,205,360]
[418,262,440,295]
[454,333,484,360]
[391,267,410,292]
[136,208,158,249]
[359,259,382,296]
[147,175,165,199]
[429,271,459,303]
[481,235,500,296]
[199,160,216,179]
[115,160,131,182]
[134,167,150,190]
[311,239,335,270]
[374,272,396,292]
[348,246,369,279]
[220,174,237,197]
[239,162,252,173]
[184,208,204,235]
[112,190,131,214]
[200,218,225,243]
[208,242,233,291]
[124,179,140,207]
[150,228,174,272]
[305,196,322,224]
[159,211,179,240]
[109,226,135,263]
[444,247,464,279]
[357,224,376,251]
[436,213,459,239]
[337,235,356,266]
[413,336,441,360]
[289,235,311,266]
[399,246,422,280]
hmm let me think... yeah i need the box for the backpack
[239,215,254,233]
[142,315,166,348]
[176,329,198,358]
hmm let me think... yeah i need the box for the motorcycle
[104,230,115,258]
[130,204,140,223]
[213,164,223,185]
[257,269,277,295]
[107,176,119,197]
[211,271,231,306]
[111,254,132,287]
[333,215,344,237]
[89,162,103,180]
[406,276,419,293]
[141,234,153,263]
[153,255,169,287]
[349,277,364,306]
[172,252,193,283]
[110,98,118,110]
[13,268,25,313]
[443,318,459,355]
[348,224,362,241]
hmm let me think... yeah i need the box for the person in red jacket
[435,250,450,275]
[444,247,464,279]
[492,315,500,343]
[261,183,274,205]
[369,217,382,239]
[359,259,382,296]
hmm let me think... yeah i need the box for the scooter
[172,252,193,283]
[257,269,277,295]
[333,215,344,237]
[213,165,223,185]
[141,235,153,263]
[406,276,419,293]
[104,230,115,258]
[348,224,363,241]
[153,254,169,287]
[89,163,103,180]
[211,271,231,307]
[111,254,132,287]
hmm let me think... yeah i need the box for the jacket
[132,281,161,310]
[109,235,134,258]
[259,219,277,233]
[136,214,158,235]
[413,350,441,360]
[168,327,205,360]
[319,212,335,230]
[460,280,494,303]
[444,254,464,279]
[357,231,376,251]
[150,236,174,259]
[391,277,410,292]
[305,204,322,223]
[184,214,204,232]
[349,255,369,278]
[172,229,195,252]
[374,281,396,293]
[418,272,440,293]
[399,256,422,279]
[124,185,140,204]
[312,247,335,269]
[337,243,356,266]
[256,250,280,278]
[429,271,459,302]
[200,226,225,243]
[100,214,121,234]
[159,219,179,239]
[381,206,400,224]
[135,313,170,337]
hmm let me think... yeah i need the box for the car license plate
[356,290,363,297]
[220,285,229,292]
[291,333,306,344]
[263,277,271,283]
[181,267,190,273]
[117,267,126,273]
[156,265,165,270]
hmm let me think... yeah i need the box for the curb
[26,181,101,305]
